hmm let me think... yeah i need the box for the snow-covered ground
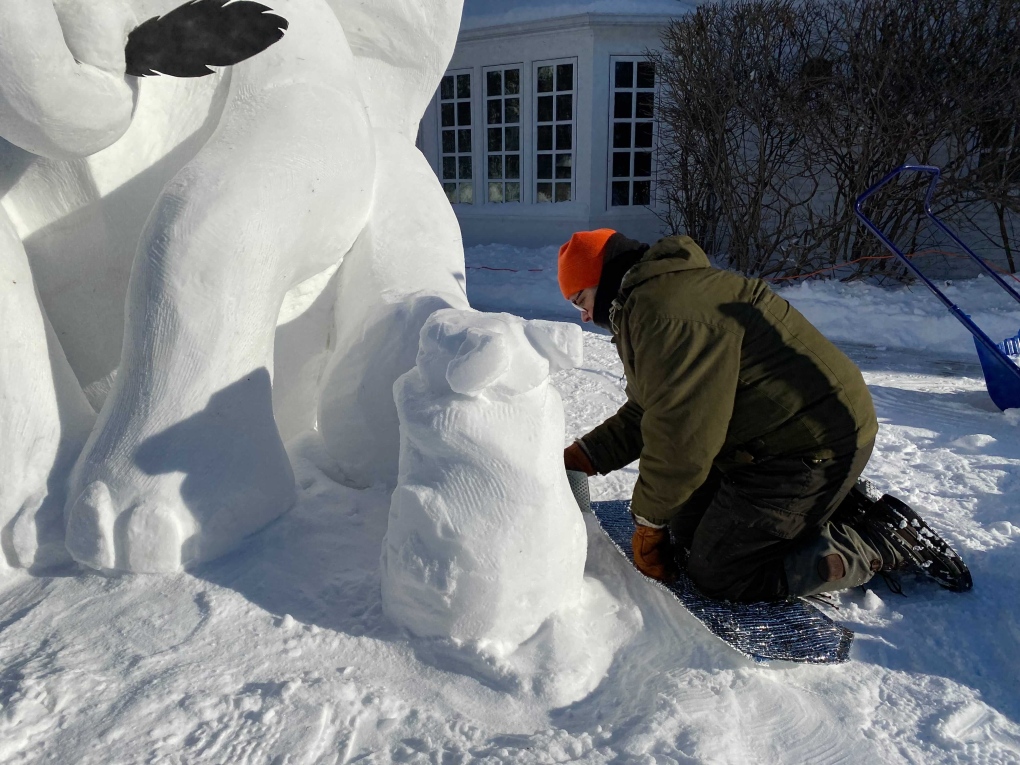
[2,245,1020,763]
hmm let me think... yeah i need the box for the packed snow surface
[2,245,1020,762]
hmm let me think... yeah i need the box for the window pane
[442,157,456,179]
[458,129,471,152]
[555,182,571,202]
[615,61,634,89]
[634,152,652,178]
[537,96,553,122]
[555,153,572,179]
[556,94,572,121]
[537,125,553,151]
[537,66,554,93]
[614,92,633,119]
[458,156,472,179]
[459,183,473,204]
[441,103,455,127]
[636,92,655,119]
[635,122,654,148]
[637,61,656,88]
[488,155,503,179]
[556,63,573,92]
[537,183,553,202]
[506,182,521,202]
[505,98,520,124]
[457,101,471,126]
[633,180,651,205]
[488,128,502,152]
[611,181,630,206]
[442,130,456,153]
[487,99,502,125]
[488,182,504,203]
[505,154,520,179]
[505,126,520,151]
[441,76,454,100]
[613,152,631,177]
[457,73,471,98]
[487,70,502,97]
[613,122,632,149]
[556,124,572,150]
[444,182,457,202]
[505,69,520,95]
[537,153,553,179]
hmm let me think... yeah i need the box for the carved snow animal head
[415,309,583,400]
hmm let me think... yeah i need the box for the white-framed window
[484,65,523,203]
[609,57,656,207]
[534,59,575,203]
[439,70,474,204]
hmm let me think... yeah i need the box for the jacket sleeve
[629,314,741,525]
[579,392,645,474]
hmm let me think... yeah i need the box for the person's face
[567,286,597,323]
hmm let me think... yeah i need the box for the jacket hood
[619,236,712,294]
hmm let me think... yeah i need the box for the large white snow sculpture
[0,0,467,572]
[381,309,588,649]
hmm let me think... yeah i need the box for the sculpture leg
[0,206,95,569]
[318,132,468,487]
[65,1,374,572]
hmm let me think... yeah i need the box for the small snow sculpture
[382,309,587,649]
[0,0,467,572]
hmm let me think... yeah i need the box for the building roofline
[458,12,677,42]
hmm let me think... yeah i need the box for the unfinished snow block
[382,309,585,650]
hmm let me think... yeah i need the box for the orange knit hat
[557,228,617,298]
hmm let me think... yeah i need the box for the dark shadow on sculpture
[132,368,295,564]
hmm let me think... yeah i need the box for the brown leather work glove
[563,442,596,476]
[632,525,679,583]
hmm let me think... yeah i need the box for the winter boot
[837,482,973,592]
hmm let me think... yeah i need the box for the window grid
[439,71,474,205]
[610,58,656,207]
[534,60,575,203]
[484,66,523,203]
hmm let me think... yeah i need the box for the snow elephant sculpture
[0,0,468,573]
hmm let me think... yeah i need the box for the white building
[419,0,694,247]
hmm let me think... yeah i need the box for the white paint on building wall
[421,2,697,247]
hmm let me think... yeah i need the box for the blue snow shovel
[855,164,1020,411]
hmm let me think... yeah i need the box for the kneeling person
[560,229,917,601]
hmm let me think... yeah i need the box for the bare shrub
[651,0,1020,280]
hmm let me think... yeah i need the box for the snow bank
[776,276,1020,357]
[465,243,1020,357]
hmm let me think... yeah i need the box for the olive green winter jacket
[579,235,878,526]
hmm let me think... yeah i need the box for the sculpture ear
[523,321,582,374]
[445,329,509,395]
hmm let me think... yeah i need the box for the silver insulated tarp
[566,470,853,664]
